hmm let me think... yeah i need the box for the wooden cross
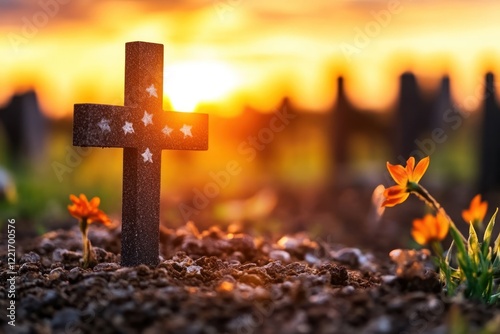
[73,42,208,266]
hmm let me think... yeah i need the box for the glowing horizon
[1,0,500,119]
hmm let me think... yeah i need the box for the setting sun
[164,60,240,112]
[1,1,500,118]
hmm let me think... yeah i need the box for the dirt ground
[1,217,499,334]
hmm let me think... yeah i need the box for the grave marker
[0,90,47,164]
[479,72,499,193]
[73,41,208,266]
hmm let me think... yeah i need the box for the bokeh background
[1,0,499,249]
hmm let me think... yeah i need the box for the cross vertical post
[122,42,163,266]
[73,41,208,266]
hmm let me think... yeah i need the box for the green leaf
[439,259,453,295]
[477,252,493,300]
[468,222,480,268]
[482,208,498,256]
[492,232,500,275]
[451,225,474,280]
[494,232,500,258]
[452,228,476,299]
[445,240,454,266]
[457,252,474,283]
[489,292,500,304]
[451,226,468,257]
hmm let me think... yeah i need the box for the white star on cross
[98,119,111,133]
[141,148,153,163]
[142,111,153,126]
[162,125,173,137]
[180,124,193,138]
[122,121,134,135]
[146,84,158,98]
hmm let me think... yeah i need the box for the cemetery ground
[1,107,499,333]
[1,183,500,333]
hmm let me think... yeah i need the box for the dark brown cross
[73,42,208,266]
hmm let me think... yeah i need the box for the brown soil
[1,222,499,334]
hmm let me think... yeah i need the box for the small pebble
[136,264,151,276]
[49,267,67,281]
[186,265,202,275]
[269,250,291,263]
[52,248,81,263]
[68,267,84,282]
[363,315,393,334]
[238,273,263,286]
[427,297,444,312]
[381,275,397,284]
[309,293,329,304]
[94,262,120,272]
[19,262,41,274]
[304,253,320,265]
[39,238,55,252]
[341,285,355,295]
[19,251,40,264]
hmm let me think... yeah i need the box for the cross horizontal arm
[74,103,208,151]
[156,111,208,151]
[73,104,137,148]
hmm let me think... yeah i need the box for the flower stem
[408,182,467,243]
[79,218,95,268]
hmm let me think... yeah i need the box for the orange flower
[68,194,111,268]
[462,194,488,225]
[382,156,430,207]
[68,194,110,225]
[411,213,449,245]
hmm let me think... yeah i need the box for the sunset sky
[1,0,499,118]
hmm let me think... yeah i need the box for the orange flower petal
[386,162,408,186]
[411,230,428,246]
[436,214,450,240]
[462,194,488,224]
[67,204,80,217]
[462,209,473,224]
[382,192,409,207]
[411,214,449,245]
[429,215,440,239]
[90,197,100,208]
[384,185,406,197]
[478,202,488,221]
[471,194,481,207]
[411,156,430,183]
[405,156,416,175]
[384,156,430,208]
[68,194,110,226]
[472,195,488,221]
[411,217,430,245]
[91,209,109,224]
[69,194,79,204]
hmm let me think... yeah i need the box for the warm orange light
[164,60,240,112]
[1,1,500,118]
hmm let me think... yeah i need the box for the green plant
[382,156,500,304]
